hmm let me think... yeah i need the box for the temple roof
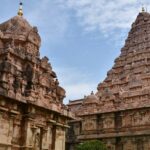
[68,12,150,116]
[68,92,99,116]
[84,92,99,104]
[0,7,71,118]
[0,16,41,47]
[96,12,150,113]
[0,16,32,32]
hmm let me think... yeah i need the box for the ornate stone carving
[0,8,71,150]
[82,119,96,131]
[67,12,150,150]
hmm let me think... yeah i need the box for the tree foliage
[76,140,107,150]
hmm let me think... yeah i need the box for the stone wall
[67,12,150,150]
[0,13,73,150]
[0,97,69,150]
[66,108,150,150]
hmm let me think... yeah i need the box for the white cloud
[22,0,150,43]
[27,0,150,104]
[64,83,96,104]
[51,0,150,103]
[54,67,98,103]
[62,0,150,34]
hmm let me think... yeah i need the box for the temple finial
[142,4,145,12]
[18,2,23,16]
[91,91,94,95]
[142,7,145,12]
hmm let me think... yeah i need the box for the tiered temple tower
[67,11,150,150]
[0,3,73,150]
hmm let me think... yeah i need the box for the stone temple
[67,10,150,150]
[0,3,73,150]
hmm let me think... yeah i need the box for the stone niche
[102,113,115,129]
[122,109,150,127]
[82,116,97,133]
[72,122,81,136]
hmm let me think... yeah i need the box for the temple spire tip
[18,2,23,16]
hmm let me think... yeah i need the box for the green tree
[76,140,107,150]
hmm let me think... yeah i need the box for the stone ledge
[47,119,56,124]
[10,110,20,115]
[77,129,150,140]
[0,106,8,111]
[12,144,21,148]
[0,142,11,146]
[0,106,20,115]
[21,145,33,149]
[56,122,70,128]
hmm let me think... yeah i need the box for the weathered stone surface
[67,12,150,150]
[0,13,73,150]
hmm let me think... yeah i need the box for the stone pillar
[8,114,17,150]
[21,118,35,150]
[0,111,14,150]
[42,125,53,150]
[55,127,65,150]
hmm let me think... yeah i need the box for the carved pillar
[42,124,53,150]
[21,117,35,150]
[55,127,65,150]
[0,110,15,150]
[0,111,10,149]
[11,113,21,150]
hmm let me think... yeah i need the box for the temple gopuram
[0,3,73,150]
[67,10,150,150]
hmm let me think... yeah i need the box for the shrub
[76,140,107,150]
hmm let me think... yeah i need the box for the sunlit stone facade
[0,14,72,150]
[67,12,150,150]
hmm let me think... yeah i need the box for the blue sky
[0,0,149,103]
